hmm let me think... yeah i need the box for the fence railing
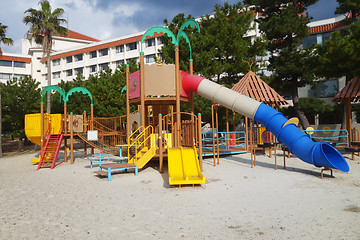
[303,129,349,147]
[202,131,246,152]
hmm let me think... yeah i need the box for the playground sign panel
[87,130,98,141]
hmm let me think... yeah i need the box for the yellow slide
[25,113,62,163]
[167,145,205,186]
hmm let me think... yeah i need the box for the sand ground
[0,149,360,240]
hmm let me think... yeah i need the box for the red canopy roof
[333,77,360,102]
[231,71,288,106]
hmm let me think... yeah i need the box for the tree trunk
[47,51,51,114]
[292,77,310,130]
[18,138,23,152]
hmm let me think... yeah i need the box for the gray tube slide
[190,77,349,172]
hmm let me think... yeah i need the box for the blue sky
[0,0,341,54]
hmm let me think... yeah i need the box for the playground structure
[25,19,350,185]
[24,85,127,169]
[332,77,360,159]
[25,20,207,186]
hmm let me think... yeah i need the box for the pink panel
[129,70,140,99]
[180,71,188,98]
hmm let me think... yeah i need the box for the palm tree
[24,0,67,113]
[0,23,13,56]
[0,23,13,157]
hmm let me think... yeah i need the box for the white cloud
[52,0,143,40]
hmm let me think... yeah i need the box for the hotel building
[0,14,349,99]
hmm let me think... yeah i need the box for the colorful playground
[23,21,355,187]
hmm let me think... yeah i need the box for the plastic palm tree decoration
[0,23,13,56]
[24,0,67,113]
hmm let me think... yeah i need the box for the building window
[116,60,124,67]
[99,63,108,71]
[37,70,41,72]
[75,67,83,75]
[303,32,332,47]
[0,60,12,67]
[66,56,72,63]
[66,69,73,76]
[146,38,155,47]
[90,51,97,58]
[90,65,97,73]
[116,45,124,53]
[99,48,108,57]
[126,42,137,51]
[13,74,24,79]
[37,57,41,60]
[323,32,331,42]
[0,73,11,79]
[75,54,83,62]
[52,59,60,66]
[314,79,338,98]
[126,57,138,64]
[53,72,60,79]
[146,54,156,63]
[157,37,164,45]
[14,61,26,68]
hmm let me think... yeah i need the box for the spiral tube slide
[182,72,349,172]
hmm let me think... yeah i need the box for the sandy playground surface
[0,149,360,240]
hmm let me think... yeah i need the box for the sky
[0,0,341,54]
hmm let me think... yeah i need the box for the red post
[70,112,74,164]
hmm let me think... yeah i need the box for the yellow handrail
[128,125,154,163]
[128,125,145,142]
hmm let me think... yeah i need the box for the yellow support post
[198,113,203,171]
[159,114,163,173]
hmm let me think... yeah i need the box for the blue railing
[202,131,247,156]
[303,129,349,147]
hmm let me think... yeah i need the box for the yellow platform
[25,113,62,163]
[167,146,205,186]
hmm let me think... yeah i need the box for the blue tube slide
[254,103,349,172]
[182,74,350,173]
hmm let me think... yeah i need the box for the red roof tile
[0,55,31,63]
[41,32,163,62]
[231,71,288,106]
[308,19,347,34]
[57,29,99,42]
[333,77,360,102]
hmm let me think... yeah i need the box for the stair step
[38,133,64,170]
